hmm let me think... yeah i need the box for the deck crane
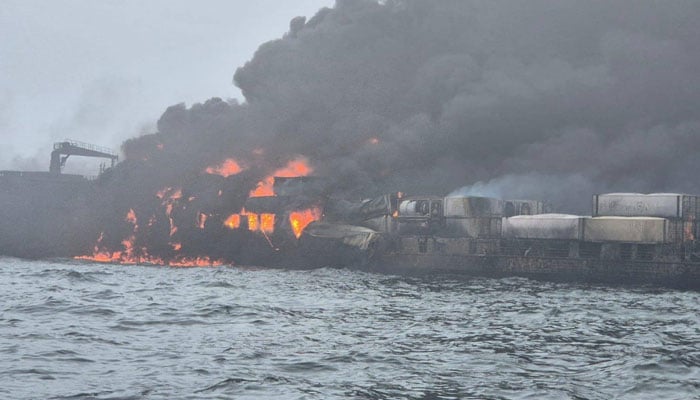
[49,139,119,174]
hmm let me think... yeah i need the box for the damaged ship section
[3,148,700,289]
[1,138,699,290]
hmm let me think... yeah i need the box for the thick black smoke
[116,0,700,215]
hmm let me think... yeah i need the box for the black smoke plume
[125,0,700,210]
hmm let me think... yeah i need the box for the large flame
[250,157,313,197]
[224,209,268,233]
[224,214,241,229]
[76,194,225,267]
[76,154,319,267]
[289,208,322,239]
[246,212,259,231]
[260,213,275,233]
[205,158,245,177]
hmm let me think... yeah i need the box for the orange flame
[249,157,313,197]
[247,213,259,231]
[122,236,136,260]
[260,213,275,233]
[156,188,168,200]
[205,158,245,177]
[157,187,182,201]
[197,213,208,229]
[224,211,276,235]
[75,230,224,267]
[126,209,137,225]
[169,218,178,237]
[224,214,241,229]
[249,177,275,197]
[289,208,322,239]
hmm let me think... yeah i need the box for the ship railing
[54,139,118,157]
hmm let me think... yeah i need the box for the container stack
[442,196,504,238]
[504,200,546,217]
[502,214,585,240]
[583,216,670,243]
[592,193,700,243]
[396,196,444,235]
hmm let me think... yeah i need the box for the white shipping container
[502,214,585,240]
[444,196,504,218]
[593,193,684,218]
[443,217,501,238]
[504,200,545,217]
[583,216,670,243]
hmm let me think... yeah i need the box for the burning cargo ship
[2,140,699,289]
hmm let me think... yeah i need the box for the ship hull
[370,251,700,289]
[365,237,700,290]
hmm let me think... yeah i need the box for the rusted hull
[370,252,700,289]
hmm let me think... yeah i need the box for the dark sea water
[1,257,698,400]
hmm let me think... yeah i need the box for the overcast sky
[0,0,333,173]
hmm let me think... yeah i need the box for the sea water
[1,257,698,399]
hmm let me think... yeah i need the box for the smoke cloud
[118,0,700,213]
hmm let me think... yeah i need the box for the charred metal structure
[50,140,119,175]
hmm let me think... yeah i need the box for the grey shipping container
[398,197,443,220]
[444,196,504,218]
[502,214,585,240]
[583,217,670,243]
[592,193,700,219]
[442,217,502,238]
[504,200,546,217]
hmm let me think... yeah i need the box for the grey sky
[0,0,333,173]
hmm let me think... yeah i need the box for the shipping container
[583,216,670,243]
[502,214,585,240]
[444,196,504,218]
[397,197,443,220]
[504,199,546,217]
[592,193,700,219]
[442,217,502,238]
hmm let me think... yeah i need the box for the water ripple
[0,258,698,399]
